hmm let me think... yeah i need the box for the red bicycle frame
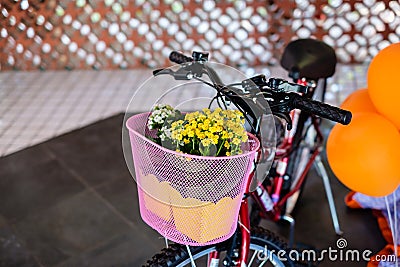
[204,171,254,266]
[263,79,324,220]
[203,79,328,266]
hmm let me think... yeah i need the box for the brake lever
[244,76,310,130]
[153,66,195,80]
[267,78,308,94]
[265,90,301,130]
[153,68,170,76]
[244,75,309,95]
[242,74,268,92]
[153,61,206,80]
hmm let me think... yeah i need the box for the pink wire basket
[126,113,260,246]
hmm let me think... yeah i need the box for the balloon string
[385,195,397,263]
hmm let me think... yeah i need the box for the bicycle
[249,38,345,245]
[125,46,351,266]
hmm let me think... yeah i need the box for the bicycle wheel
[143,227,295,267]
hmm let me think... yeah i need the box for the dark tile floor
[0,114,386,267]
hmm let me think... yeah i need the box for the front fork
[238,197,251,266]
[219,197,251,267]
[215,176,253,267]
[235,168,258,266]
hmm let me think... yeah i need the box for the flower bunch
[147,104,181,144]
[149,106,248,157]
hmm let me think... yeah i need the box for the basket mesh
[126,113,259,245]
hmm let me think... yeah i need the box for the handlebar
[161,50,352,126]
[291,94,351,125]
[170,51,211,64]
[169,51,193,64]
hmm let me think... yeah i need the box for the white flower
[147,104,179,141]
[159,126,172,141]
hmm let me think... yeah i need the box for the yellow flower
[203,108,211,116]
[201,138,211,147]
[209,126,218,133]
[197,114,206,121]
[224,141,230,149]
[164,108,247,157]
[197,132,206,139]
[212,135,219,144]
[214,107,222,113]
[202,123,209,131]
[187,130,195,137]
[205,131,214,138]
[232,137,241,145]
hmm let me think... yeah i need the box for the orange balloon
[368,43,400,130]
[340,88,378,114]
[326,113,400,197]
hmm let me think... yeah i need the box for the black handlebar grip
[169,51,193,64]
[292,95,352,125]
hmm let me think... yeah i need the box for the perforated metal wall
[1,0,400,70]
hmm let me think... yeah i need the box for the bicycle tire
[143,227,295,267]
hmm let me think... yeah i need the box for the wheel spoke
[186,245,197,267]
[248,249,258,266]
[259,259,268,267]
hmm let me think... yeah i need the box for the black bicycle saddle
[280,38,337,80]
